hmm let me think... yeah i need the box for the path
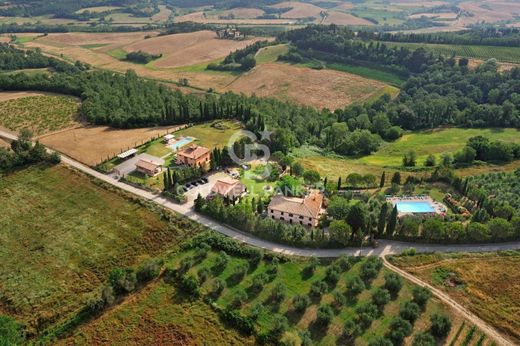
[2,130,519,346]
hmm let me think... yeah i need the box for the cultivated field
[39,125,184,166]
[0,164,202,335]
[390,251,520,344]
[0,93,80,135]
[272,1,324,19]
[174,11,296,25]
[225,63,388,110]
[123,30,266,69]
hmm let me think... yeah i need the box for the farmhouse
[135,159,162,176]
[268,190,324,227]
[216,28,242,39]
[176,144,210,169]
[210,178,247,202]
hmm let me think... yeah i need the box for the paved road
[3,130,519,346]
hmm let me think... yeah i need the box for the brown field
[323,10,375,25]
[151,5,172,22]
[409,12,458,19]
[0,91,62,102]
[38,125,185,166]
[174,11,296,24]
[225,62,387,110]
[124,30,266,69]
[32,31,158,48]
[272,1,325,18]
[211,7,265,19]
[391,252,520,344]
[75,6,121,14]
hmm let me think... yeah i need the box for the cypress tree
[377,203,389,236]
[386,206,398,237]
[164,169,170,191]
[257,198,264,214]
[380,171,386,188]
[337,177,342,191]
[251,197,257,214]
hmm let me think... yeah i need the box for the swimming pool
[169,137,194,151]
[395,201,435,213]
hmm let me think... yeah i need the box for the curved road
[2,130,519,345]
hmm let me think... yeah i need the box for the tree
[440,153,453,167]
[400,301,421,322]
[276,175,303,197]
[430,313,452,338]
[403,150,417,167]
[232,289,248,307]
[387,317,412,345]
[424,154,436,167]
[303,169,321,184]
[377,203,389,236]
[310,280,328,297]
[347,275,365,297]
[454,146,476,166]
[180,274,200,296]
[316,304,334,326]
[369,337,393,346]
[347,203,368,233]
[412,286,432,308]
[292,162,304,176]
[488,217,514,240]
[292,294,311,313]
[270,283,287,303]
[372,288,391,310]
[384,272,403,297]
[327,196,351,220]
[343,319,361,340]
[380,171,386,188]
[386,206,398,236]
[337,176,342,190]
[329,220,352,246]
[412,332,436,346]
[391,172,401,185]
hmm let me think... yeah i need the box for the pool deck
[386,195,447,217]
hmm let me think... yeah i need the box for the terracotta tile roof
[136,159,161,171]
[177,145,209,159]
[211,178,246,198]
[268,190,323,218]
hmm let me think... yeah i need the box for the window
[280,217,284,221]
[289,213,293,217]
[309,217,312,221]
[300,221,303,225]
[272,216,275,219]
[308,223,312,227]
[299,216,304,219]
[281,212,284,216]
[289,219,293,224]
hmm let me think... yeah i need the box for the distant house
[210,178,247,202]
[268,190,324,227]
[216,28,242,39]
[163,134,175,144]
[136,159,162,176]
[176,144,210,169]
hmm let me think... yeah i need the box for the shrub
[213,251,229,272]
[250,272,269,292]
[292,294,311,313]
[360,257,382,285]
[430,313,452,338]
[400,301,421,323]
[180,274,200,296]
[0,315,25,345]
[109,268,137,294]
[369,336,394,346]
[412,286,432,308]
[316,304,334,326]
[372,288,391,311]
[332,290,346,309]
[302,257,319,276]
[347,275,366,297]
[272,315,289,336]
[335,255,352,272]
[232,262,249,282]
[310,280,328,297]
[413,332,436,346]
[195,243,211,260]
[384,272,403,297]
[232,289,248,307]
[179,257,195,275]
[136,258,163,283]
[387,317,412,345]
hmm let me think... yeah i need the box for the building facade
[176,145,210,169]
[267,191,324,227]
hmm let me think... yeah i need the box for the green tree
[386,206,398,236]
[384,272,403,297]
[372,288,391,311]
[329,220,352,246]
[403,150,417,167]
[412,286,432,308]
[412,332,436,346]
[316,304,334,326]
[347,203,368,233]
[424,154,436,167]
[377,203,389,236]
[369,337,393,346]
[276,175,303,197]
[387,317,412,345]
[391,172,401,185]
[430,313,452,338]
[303,169,321,184]
[380,171,386,188]
[292,162,304,176]
[400,301,421,322]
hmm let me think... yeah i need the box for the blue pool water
[396,201,435,213]
[169,137,194,151]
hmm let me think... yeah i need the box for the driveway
[183,171,230,205]
[111,153,164,178]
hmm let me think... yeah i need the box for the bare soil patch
[0,91,61,102]
[225,63,387,110]
[125,30,267,69]
[39,125,184,166]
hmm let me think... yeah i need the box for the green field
[255,44,290,64]
[326,63,406,87]
[175,120,243,150]
[107,48,128,60]
[382,41,520,64]
[0,164,202,335]
[0,95,80,135]
[357,128,520,167]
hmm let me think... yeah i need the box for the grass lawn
[390,251,520,344]
[175,120,243,150]
[255,44,289,64]
[0,95,80,135]
[107,48,128,60]
[0,164,202,335]
[357,128,520,168]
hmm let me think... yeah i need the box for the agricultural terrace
[0,93,80,135]
[382,41,520,65]
[224,63,389,110]
[390,251,520,344]
[0,164,203,335]
[39,125,183,166]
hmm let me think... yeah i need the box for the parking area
[183,171,230,205]
[111,153,164,178]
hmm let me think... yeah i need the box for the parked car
[197,179,206,184]
[184,183,192,189]
[201,177,209,183]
